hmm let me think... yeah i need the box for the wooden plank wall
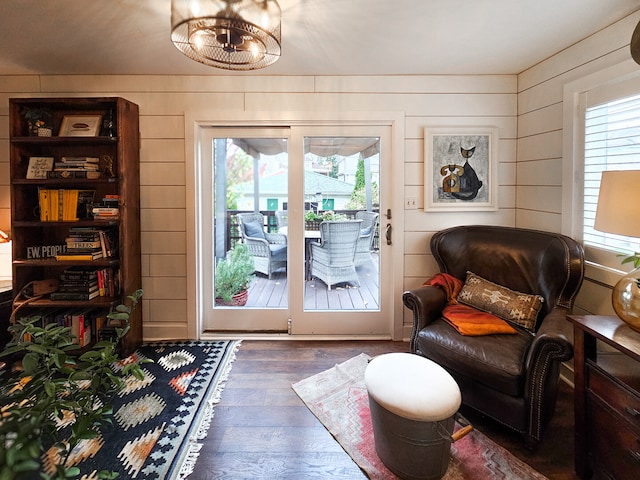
[517,10,640,316]
[0,9,638,340]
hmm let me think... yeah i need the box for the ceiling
[0,0,638,76]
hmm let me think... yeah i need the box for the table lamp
[594,170,640,331]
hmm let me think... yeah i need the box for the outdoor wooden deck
[245,256,379,310]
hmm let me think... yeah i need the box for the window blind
[583,93,640,254]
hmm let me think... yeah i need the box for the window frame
[562,60,640,279]
[582,91,640,258]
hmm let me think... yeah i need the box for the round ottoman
[364,353,470,480]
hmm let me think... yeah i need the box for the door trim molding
[184,110,406,340]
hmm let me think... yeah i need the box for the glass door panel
[302,137,380,312]
[200,125,392,337]
[203,131,290,332]
[289,126,391,336]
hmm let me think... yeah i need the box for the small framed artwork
[58,115,102,137]
[26,156,54,179]
[424,126,499,212]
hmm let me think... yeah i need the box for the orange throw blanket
[424,273,517,336]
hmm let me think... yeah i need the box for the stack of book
[49,268,100,301]
[92,194,119,219]
[47,156,101,179]
[55,227,104,261]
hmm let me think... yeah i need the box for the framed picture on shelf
[58,115,102,137]
[424,126,499,212]
[26,156,54,179]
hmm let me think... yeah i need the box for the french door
[197,123,393,336]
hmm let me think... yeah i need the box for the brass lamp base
[612,267,640,332]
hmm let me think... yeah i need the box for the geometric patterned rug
[292,353,548,480]
[42,340,241,479]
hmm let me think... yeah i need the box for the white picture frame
[424,126,499,212]
[59,115,102,137]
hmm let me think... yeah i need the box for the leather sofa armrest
[526,306,574,369]
[522,306,574,444]
[402,286,448,353]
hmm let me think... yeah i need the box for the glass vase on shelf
[103,109,116,138]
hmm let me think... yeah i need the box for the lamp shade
[594,170,640,238]
[171,0,281,71]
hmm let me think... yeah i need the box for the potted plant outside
[305,210,348,230]
[304,210,322,230]
[214,243,254,306]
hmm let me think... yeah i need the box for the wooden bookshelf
[9,97,142,355]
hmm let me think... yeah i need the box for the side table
[567,315,640,480]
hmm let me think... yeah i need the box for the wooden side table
[567,315,640,479]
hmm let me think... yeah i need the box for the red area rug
[292,353,547,480]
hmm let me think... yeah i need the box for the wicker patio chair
[310,220,363,289]
[237,212,287,279]
[354,211,379,267]
[275,210,288,233]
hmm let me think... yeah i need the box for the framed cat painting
[424,126,499,212]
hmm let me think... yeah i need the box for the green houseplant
[214,243,254,306]
[0,289,146,480]
[20,106,52,136]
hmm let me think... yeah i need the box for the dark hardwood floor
[190,340,577,479]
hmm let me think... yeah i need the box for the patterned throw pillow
[457,271,544,331]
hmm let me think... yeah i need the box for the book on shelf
[38,189,95,221]
[55,157,100,173]
[92,207,119,219]
[60,269,98,282]
[58,278,99,288]
[69,310,92,347]
[65,240,101,250]
[49,289,100,301]
[26,156,54,179]
[54,163,100,171]
[96,267,118,297]
[55,251,103,261]
[60,156,100,164]
[58,282,99,294]
[47,170,102,179]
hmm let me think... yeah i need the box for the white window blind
[583,92,640,255]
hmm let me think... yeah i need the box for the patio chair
[354,211,379,267]
[310,220,362,289]
[275,210,288,233]
[237,213,287,279]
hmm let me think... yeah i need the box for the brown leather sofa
[403,225,584,448]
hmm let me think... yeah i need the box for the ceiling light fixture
[171,0,281,70]
[632,19,640,65]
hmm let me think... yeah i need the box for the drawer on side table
[588,363,640,429]
[587,363,640,479]
[588,394,640,480]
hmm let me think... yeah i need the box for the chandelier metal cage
[171,0,281,70]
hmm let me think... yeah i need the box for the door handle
[385,223,392,245]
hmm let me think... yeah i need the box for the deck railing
[221,209,380,253]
